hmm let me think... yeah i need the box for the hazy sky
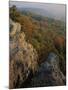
[9,1,66,21]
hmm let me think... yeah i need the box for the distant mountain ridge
[18,7,65,22]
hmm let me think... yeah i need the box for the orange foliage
[16,15,33,40]
[54,36,65,49]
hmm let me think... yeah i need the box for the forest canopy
[10,5,66,75]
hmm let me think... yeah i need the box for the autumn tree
[10,5,21,21]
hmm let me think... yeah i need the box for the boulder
[29,53,65,87]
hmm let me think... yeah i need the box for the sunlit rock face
[9,19,38,89]
[30,53,65,87]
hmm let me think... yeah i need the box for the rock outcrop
[29,53,66,87]
[9,19,38,89]
[9,19,66,89]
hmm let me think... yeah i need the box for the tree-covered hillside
[9,5,66,88]
[10,5,66,74]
